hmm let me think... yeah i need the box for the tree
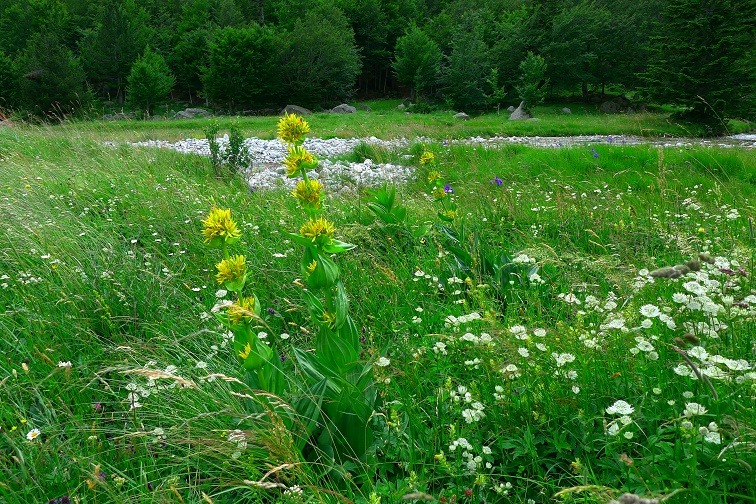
[393,25,442,100]
[79,0,152,102]
[643,0,756,130]
[516,52,548,112]
[170,29,211,102]
[441,17,491,111]
[126,48,175,116]
[203,25,283,111]
[16,32,88,117]
[280,4,362,108]
[0,51,16,109]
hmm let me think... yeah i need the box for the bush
[126,48,175,117]
[203,25,283,112]
[440,21,491,112]
[393,24,442,101]
[0,51,16,109]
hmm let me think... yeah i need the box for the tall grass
[0,122,754,503]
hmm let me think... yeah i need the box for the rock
[331,103,357,114]
[626,107,635,114]
[174,108,211,119]
[282,104,312,115]
[508,101,531,120]
[507,105,516,112]
[101,112,135,121]
[357,103,372,112]
[397,103,405,110]
[0,119,14,128]
[453,112,470,120]
[562,107,571,114]
[600,100,621,114]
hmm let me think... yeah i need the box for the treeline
[0,0,754,126]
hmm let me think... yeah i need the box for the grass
[44,99,754,143]
[0,116,755,504]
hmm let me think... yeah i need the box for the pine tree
[644,0,756,131]
[126,48,175,117]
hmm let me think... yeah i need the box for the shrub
[126,48,175,117]
[516,51,548,113]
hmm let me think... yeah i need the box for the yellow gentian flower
[202,207,241,247]
[277,113,310,145]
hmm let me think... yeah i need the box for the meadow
[0,106,754,504]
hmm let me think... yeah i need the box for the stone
[397,103,405,110]
[561,107,571,114]
[508,101,531,120]
[357,103,372,112]
[174,107,211,119]
[331,103,357,114]
[282,104,312,115]
[507,105,516,112]
[453,112,470,120]
[101,112,135,121]
[600,100,621,114]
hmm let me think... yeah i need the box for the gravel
[121,133,756,193]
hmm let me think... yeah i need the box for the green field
[1,109,754,504]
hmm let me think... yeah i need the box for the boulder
[174,107,211,119]
[507,105,516,112]
[600,100,621,114]
[357,103,372,112]
[282,104,312,115]
[397,103,405,110]
[331,103,357,114]
[101,112,135,121]
[508,101,531,120]
[561,107,572,114]
[453,112,470,120]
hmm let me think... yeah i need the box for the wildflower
[683,402,708,416]
[491,176,503,186]
[420,151,435,165]
[376,357,391,367]
[606,400,634,415]
[431,186,447,200]
[321,310,336,328]
[227,296,257,325]
[277,113,310,145]
[443,183,454,194]
[26,428,41,441]
[283,145,317,178]
[427,170,441,183]
[202,207,241,247]
[299,217,335,246]
[291,179,323,210]
[215,255,247,286]
[238,342,252,360]
[57,361,72,368]
[440,209,457,221]
[639,304,661,318]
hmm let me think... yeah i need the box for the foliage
[125,48,175,117]
[169,29,210,101]
[643,0,756,131]
[15,32,89,117]
[78,0,151,102]
[516,51,548,112]
[203,25,283,112]
[0,51,16,108]
[393,24,442,101]
[440,18,491,112]
[204,119,251,177]
[280,4,362,108]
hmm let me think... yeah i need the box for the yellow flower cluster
[420,151,435,165]
[427,170,441,183]
[216,255,246,285]
[300,217,335,245]
[201,207,241,246]
[277,113,310,145]
[291,179,323,210]
[283,145,317,178]
[432,186,447,200]
[227,296,256,326]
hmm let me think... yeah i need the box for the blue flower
[491,176,503,186]
[444,183,454,194]
[591,148,599,159]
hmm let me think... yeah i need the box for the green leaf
[317,326,358,371]
[322,240,356,254]
[307,252,340,290]
[285,231,315,248]
[292,379,328,449]
[334,281,349,329]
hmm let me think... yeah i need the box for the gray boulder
[331,103,357,114]
[600,101,621,114]
[453,112,470,120]
[397,103,406,110]
[282,104,312,115]
[174,108,211,119]
[507,105,516,112]
[561,107,572,114]
[508,101,531,120]
[102,112,135,121]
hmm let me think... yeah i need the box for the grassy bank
[0,122,754,503]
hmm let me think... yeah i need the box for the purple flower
[607,136,614,144]
[491,176,503,186]
[591,148,599,159]
[442,140,449,147]
[444,183,454,194]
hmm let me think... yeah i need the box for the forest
[0,0,754,129]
